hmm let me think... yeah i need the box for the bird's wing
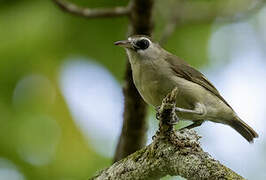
[165,54,232,109]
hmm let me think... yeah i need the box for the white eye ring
[133,38,150,51]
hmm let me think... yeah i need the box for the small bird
[115,35,258,143]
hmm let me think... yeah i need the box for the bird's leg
[175,103,206,115]
[176,103,205,130]
[175,107,202,114]
[180,120,204,130]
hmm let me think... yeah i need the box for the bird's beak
[114,40,132,48]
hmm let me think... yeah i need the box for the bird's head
[115,35,164,62]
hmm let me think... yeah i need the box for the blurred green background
[0,0,265,179]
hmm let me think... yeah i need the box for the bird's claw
[167,113,179,125]
[155,106,161,120]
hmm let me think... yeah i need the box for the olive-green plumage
[115,35,258,143]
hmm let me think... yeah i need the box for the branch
[52,0,130,18]
[91,88,245,180]
[113,65,148,162]
[160,0,266,45]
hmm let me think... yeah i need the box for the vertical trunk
[113,0,154,162]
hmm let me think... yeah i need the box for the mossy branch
[90,88,245,180]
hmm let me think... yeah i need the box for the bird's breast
[132,62,175,107]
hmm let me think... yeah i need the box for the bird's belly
[135,73,193,109]
[133,68,233,121]
[139,79,173,107]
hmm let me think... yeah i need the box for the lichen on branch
[90,88,245,180]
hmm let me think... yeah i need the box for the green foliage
[0,0,211,179]
[164,24,211,68]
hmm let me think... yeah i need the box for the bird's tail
[228,116,258,143]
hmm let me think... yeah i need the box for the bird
[114,35,258,143]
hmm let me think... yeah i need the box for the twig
[159,17,179,45]
[91,88,244,180]
[160,0,266,45]
[52,0,130,18]
[159,0,184,45]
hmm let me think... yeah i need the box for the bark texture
[91,89,244,180]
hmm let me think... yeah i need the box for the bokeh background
[0,0,266,179]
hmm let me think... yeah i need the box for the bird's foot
[155,106,161,120]
[156,105,179,124]
[167,114,179,125]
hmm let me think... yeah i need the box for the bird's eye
[135,39,150,50]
